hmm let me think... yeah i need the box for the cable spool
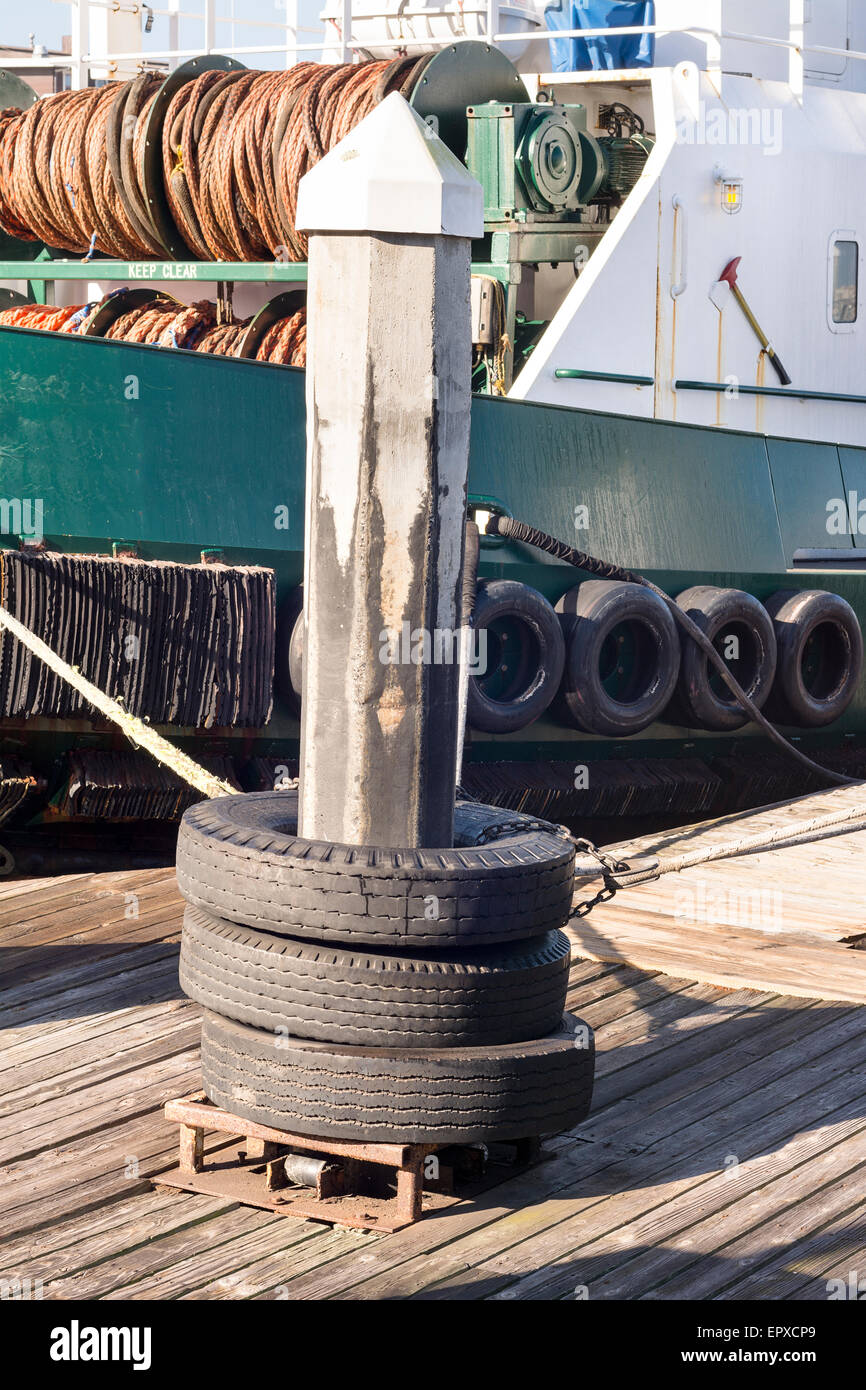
[0,44,528,263]
[82,287,181,339]
[158,55,440,263]
[0,302,93,332]
[144,54,248,258]
[0,56,246,259]
[0,289,32,312]
[0,287,308,366]
[0,69,41,258]
[236,290,307,364]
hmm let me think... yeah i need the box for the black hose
[487,514,858,789]
[461,519,480,626]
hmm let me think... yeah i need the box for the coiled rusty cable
[0,58,433,261]
[0,296,307,365]
[0,108,36,242]
[0,82,164,257]
[161,55,433,261]
[255,310,306,365]
[0,303,87,331]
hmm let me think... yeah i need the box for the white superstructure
[510,55,866,447]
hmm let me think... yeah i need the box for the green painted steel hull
[1,324,864,765]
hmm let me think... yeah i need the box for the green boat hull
[1,324,864,770]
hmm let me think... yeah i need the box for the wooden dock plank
[47,1205,281,1300]
[328,1088,866,1302]
[0,1189,229,1279]
[587,1001,865,1147]
[1,859,864,1301]
[572,785,866,1003]
[639,1165,866,1301]
[716,1206,866,1301]
[100,1218,332,1301]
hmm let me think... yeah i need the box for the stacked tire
[176,790,595,1144]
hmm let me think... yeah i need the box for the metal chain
[466,813,644,917]
[569,836,637,916]
[471,815,572,845]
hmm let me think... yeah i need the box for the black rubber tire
[554,580,680,736]
[180,904,571,1047]
[288,612,303,706]
[763,589,863,727]
[467,579,565,734]
[200,1009,595,1143]
[673,586,777,732]
[176,792,576,948]
[275,586,303,717]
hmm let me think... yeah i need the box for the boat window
[832,239,858,323]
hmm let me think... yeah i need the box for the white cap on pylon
[296,91,483,239]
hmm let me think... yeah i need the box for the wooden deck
[2,858,865,1301]
[571,785,866,1005]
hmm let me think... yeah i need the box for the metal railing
[0,0,862,96]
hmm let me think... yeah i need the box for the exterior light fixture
[714,165,743,215]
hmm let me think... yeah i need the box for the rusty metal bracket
[156,1091,544,1234]
[158,1092,443,1232]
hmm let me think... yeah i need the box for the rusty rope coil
[162,56,432,261]
[0,108,36,242]
[0,79,164,257]
[255,309,306,365]
[0,297,307,365]
[0,303,88,332]
[0,57,432,261]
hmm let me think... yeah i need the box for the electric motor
[596,134,654,200]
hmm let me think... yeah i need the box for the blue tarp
[544,1,655,74]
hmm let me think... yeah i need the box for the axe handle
[765,347,792,387]
[730,284,792,386]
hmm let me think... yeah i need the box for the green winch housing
[466,99,652,222]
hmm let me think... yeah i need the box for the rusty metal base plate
[156,1091,544,1234]
[155,1138,458,1233]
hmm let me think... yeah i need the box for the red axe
[719,257,791,386]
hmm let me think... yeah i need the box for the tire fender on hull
[763,589,863,728]
[672,586,777,732]
[554,580,680,736]
[467,579,565,734]
[275,584,303,716]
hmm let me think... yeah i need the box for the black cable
[487,514,858,789]
[461,519,480,627]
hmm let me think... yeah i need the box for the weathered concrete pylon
[295,93,483,848]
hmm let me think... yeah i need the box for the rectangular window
[832,239,858,323]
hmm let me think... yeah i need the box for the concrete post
[295,93,483,849]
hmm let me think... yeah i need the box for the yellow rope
[0,604,235,800]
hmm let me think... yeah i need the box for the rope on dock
[0,603,235,800]
[613,793,866,887]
